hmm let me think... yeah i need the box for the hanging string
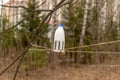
[29,47,120,54]
[30,40,120,53]
[29,39,120,54]
[29,48,48,51]
[31,44,51,50]
[66,40,120,50]
[65,50,120,54]
[29,45,120,54]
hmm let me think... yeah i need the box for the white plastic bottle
[53,24,65,52]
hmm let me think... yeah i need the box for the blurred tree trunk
[97,0,107,43]
[90,0,95,21]
[113,0,120,40]
[49,0,58,69]
[79,0,89,47]
[78,0,89,64]
[96,0,107,63]
[0,0,3,58]
[0,0,3,33]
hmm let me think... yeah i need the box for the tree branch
[39,0,47,6]
[1,5,30,11]
[0,46,31,75]
[1,5,52,12]
[0,18,25,35]
[12,52,26,80]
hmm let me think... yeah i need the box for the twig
[1,5,52,12]
[39,0,47,6]
[1,5,30,11]
[0,18,26,35]
[0,46,31,75]
[12,51,26,80]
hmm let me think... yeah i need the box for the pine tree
[18,0,50,47]
[17,0,50,72]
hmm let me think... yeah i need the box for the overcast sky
[4,0,9,3]
[0,0,9,9]
[1,0,9,4]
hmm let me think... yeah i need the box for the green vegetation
[63,1,94,64]
[17,0,50,69]
[17,0,50,48]
[1,0,120,67]
[20,50,47,70]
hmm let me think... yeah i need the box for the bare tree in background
[78,0,89,64]
[0,0,3,33]
[79,0,89,47]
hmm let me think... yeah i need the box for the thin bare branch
[1,5,52,12]
[13,53,26,80]
[0,46,31,75]
[1,5,30,11]
[39,0,47,6]
[0,18,25,35]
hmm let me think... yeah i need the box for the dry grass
[0,65,120,80]
[1,49,120,80]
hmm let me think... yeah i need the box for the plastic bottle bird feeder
[53,24,65,52]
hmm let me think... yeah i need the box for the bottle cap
[58,24,64,27]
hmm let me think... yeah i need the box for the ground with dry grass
[0,49,120,80]
[0,65,120,80]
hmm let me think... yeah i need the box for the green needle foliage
[21,50,47,70]
[16,0,50,69]
[62,1,94,64]
[1,30,17,51]
[17,0,50,48]
[0,16,18,53]
[63,3,83,48]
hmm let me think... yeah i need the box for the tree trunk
[0,0,3,33]
[48,0,58,69]
[78,0,89,64]
[96,0,107,63]
[80,0,89,46]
